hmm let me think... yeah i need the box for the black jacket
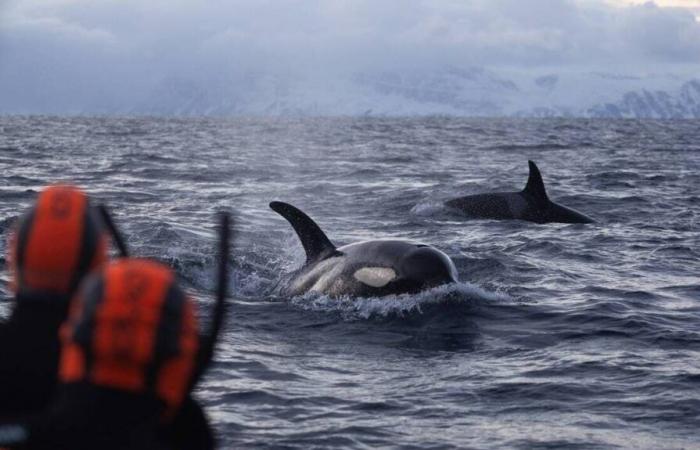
[2,385,167,450]
[0,296,215,449]
[0,295,68,420]
[0,384,215,450]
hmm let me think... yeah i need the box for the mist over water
[0,116,699,448]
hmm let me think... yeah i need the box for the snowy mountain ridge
[20,66,696,118]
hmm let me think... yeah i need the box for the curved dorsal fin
[270,201,337,264]
[523,160,548,201]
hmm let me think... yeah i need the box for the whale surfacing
[445,160,594,224]
[270,201,458,298]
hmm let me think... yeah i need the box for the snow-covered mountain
[587,80,700,118]
[351,67,518,117]
[129,66,700,118]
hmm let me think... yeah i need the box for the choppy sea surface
[0,116,699,449]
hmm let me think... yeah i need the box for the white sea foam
[288,282,511,321]
[410,201,446,216]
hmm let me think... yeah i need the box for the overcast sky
[1,0,699,113]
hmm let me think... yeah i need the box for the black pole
[209,212,230,362]
[97,204,129,257]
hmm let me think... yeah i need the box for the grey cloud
[1,0,699,114]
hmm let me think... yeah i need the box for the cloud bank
[1,0,699,115]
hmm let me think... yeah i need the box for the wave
[286,282,511,321]
[409,200,447,216]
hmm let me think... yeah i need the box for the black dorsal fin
[270,201,337,264]
[523,160,548,201]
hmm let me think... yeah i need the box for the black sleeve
[0,319,58,420]
[161,396,215,450]
[0,320,26,419]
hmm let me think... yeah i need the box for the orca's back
[445,193,515,220]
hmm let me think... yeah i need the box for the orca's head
[349,244,458,296]
[395,245,458,291]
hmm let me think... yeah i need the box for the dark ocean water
[0,116,699,449]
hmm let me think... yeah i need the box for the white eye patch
[353,267,397,288]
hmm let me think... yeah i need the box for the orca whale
[445,160,594,224]
[270,201,458,298]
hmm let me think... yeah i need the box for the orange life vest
[60,259,199,415]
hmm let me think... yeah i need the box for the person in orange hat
[0,185,109,419]
[0,259,215,450]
